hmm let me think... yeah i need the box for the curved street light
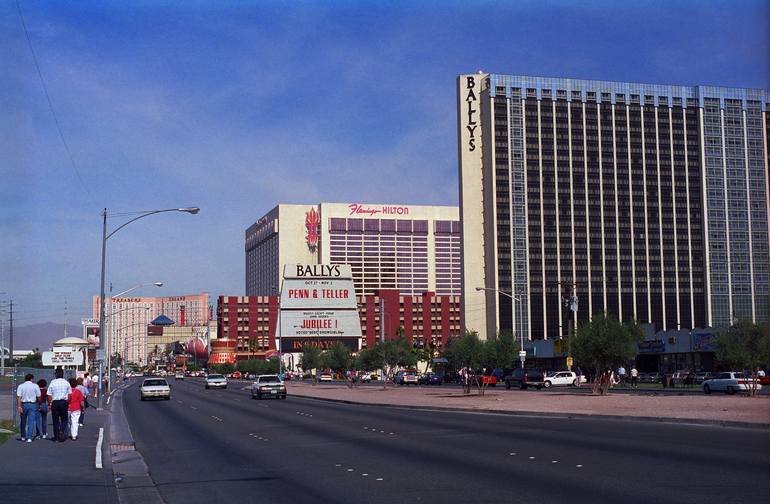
[97,207,199,410]
[476,287,526,368]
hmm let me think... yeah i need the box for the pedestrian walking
[630,367,639,388]
[16,373,41,443]
[617,365,627,386]
[575,366,583,387]
[67,378,85,441]
[84,372,94,404]
[35,379,49,439]
[76,377,89,427]
[47,368,72,442]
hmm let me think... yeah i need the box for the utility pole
[9,299,13,368]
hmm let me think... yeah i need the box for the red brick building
[217,291,461,360]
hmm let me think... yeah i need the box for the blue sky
[1,0,768,327]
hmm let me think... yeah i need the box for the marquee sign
[279,263,361,353]
[42,347,84,366]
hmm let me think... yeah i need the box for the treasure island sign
[279,264,362,352]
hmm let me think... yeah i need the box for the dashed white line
[190,406,198,410]
[376,478,383,481]
[576,464,583,468]
[347,469,354,472]
[335,464,341,467]
[528,456,535,460]
[362,473,368,477]
[95,428,104,469]
[509,452,516,456]
[551,460,558,464]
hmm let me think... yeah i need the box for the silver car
[205,373,228,389]
[251,374,287,400]
[140,378,171,400]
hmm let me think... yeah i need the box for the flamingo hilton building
[245,203,461,298]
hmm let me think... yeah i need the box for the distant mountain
[6,322,83,352]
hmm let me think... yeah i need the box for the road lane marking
[347,469,354,472]
[528,456,535,460]
[576,464,583,468]
[509,453,516,456]
[211,415,223,422]
[362,474,368,477]
[95,428,104,469]
[552,460,558,463]
[376,478,383,481]
[335,464,341,467]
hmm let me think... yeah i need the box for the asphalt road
[123,378,769,504]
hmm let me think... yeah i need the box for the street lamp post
[476,287,525,368]
[97,207,198,411]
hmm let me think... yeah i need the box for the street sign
[96,349,106,361]
[566,357,574,367]
[42,347,84,366]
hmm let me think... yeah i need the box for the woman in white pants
[67,378,85,440]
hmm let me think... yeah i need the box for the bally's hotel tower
[459,73,770,341]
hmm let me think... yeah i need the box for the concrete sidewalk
[286,381,770,427]
[0,406,116,502]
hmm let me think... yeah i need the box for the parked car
[543,371,578,388]
[504,368,545,390]
[352,372,372,383]
[694,372,712,384]
[251,374,287,400]
[641,372,661,384]
[394,370,419,385]
[702,372,762,395]
[419,372,442,386]
[140,378,171,401]
[479,375,498,387]
[174,372,184,380]
[319,372,333,382]
[205,374,228,389]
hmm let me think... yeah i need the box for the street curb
[109,382,164,504]
[288,391,770,431]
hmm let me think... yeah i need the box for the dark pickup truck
[504,368,546,390]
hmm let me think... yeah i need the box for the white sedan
[205,374,228,389]
[702,372,762,395]
[140,378,171,400]
[543,371,578,388]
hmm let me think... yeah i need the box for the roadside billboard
[42,347,84,366]
[279,264,361,353]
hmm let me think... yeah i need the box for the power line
[15,0,91,198]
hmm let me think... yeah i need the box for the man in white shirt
[16,373,41,443]
[47,368,72,442]
[617,366,627,386]
[630,367,639,388]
